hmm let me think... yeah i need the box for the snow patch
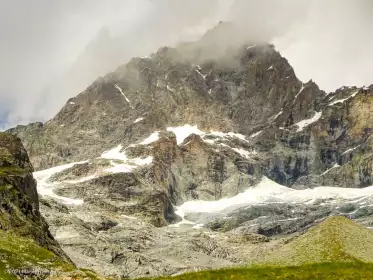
[140,132,160,145]
[176,176,373,218]
[209,131,249,143]
[294,112,322,132]
[34,161,87,205]
[101,144,153,174]
[101,145,127,161]
[167,85,175,92]
[167,125,204,145]
[267,65,274,70]
[250,130,262,138]
[321,163,340,176]
[329,90,359,106]
[232,148,256,159]
[134,117,145,124]
[342,145,361,155]
[294,84,305,100]
[195,69,206,80]
[68,101,75,105]
[273,110,282,120]
[165,125,250,146]
[114,84,134,109]
[63,175,97,184]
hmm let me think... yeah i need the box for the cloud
[0,0,372,129]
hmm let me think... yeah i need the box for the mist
[0,0,372,129]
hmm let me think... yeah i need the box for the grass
[145,217,373,280]
[144,262,373,280]
[260,216,373,266]
[0,166,27,176]
[0,230,107,279]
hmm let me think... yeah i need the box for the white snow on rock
[232,148,256,159]
[104,156,152,173]
[101,145,127,161]
[68,101,75,105]
[34,161,87,205]
[168,124,255,148]
[250,130,262,138]
[63,175,97,184]
[101,145,153,174]
[273,110,282,120]
[246,44,256,49]
[140,132,160,145]
[114,84,134,109]
[294,111,322,132]
[329,90,359,106]
[167,125,204,145]
[267,65,274,70]
[294,84,305,100]
[105,161,135,173]
[175,176,373,218]
[195,69,206,80]
[209,131,249,142]
[134,117,145,124]
[342,145,361,155]
[166,125,250,145]
[166,85,175,92]
[321,163,340,176]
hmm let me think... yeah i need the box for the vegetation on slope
[262,216,373,265]
[146,216,373,280]
[145,263,373,280]
[0,229,107,279]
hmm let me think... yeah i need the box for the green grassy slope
[262,216,373,266]
[0,229,107,279]
[145,263,373,280]
[147,216,373,280]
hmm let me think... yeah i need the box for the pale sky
[0,0,372,129]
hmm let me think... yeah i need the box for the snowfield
[173,177,373,227]
[34,161,87,205]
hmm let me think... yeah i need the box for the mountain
[6,22,373,278]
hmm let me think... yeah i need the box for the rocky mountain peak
[7,23,373,279]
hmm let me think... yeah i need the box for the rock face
[0,132,112,279]
[0,132,64,257]
[6,22,373,278]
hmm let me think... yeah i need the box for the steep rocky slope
[0,132,108,279]
[0,132,64,257]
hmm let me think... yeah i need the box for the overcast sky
[0,0,372,129]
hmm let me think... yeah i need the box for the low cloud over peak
[1,0,372,129]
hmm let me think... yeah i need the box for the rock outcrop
[0,132,64,257]
[0,132,109,279]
